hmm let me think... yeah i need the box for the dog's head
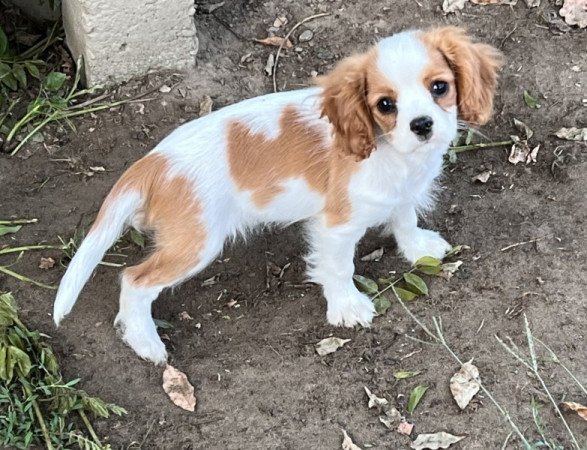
[317,27,503,159]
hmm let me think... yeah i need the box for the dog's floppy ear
[422,27,504,125]
[316,54,375,160]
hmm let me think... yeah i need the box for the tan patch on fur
[227,106,358,225]
[420,47,458,111]
[420,27,503,125]
[92,153,206,287]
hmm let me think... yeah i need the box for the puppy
[53,27,502,364]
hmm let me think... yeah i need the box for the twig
[272,13,331,93]
[500,25,518,50]
[500,237,542,252]
[450,140,513,153]
[0,218,38,225]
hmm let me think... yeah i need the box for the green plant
[0,292,125,449]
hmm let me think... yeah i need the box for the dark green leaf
[353,274,379,295]
[415,256,443,275]
[9,346,31,377]
[0,224,22,236]
[24,62,40,79]
[523,90,541,109]
[0,28,7,56]
[372,294,391,315]
[407,384,428,413]
[44,71,67,92]
[154,319,174,329]
[403,273,428,296]
[129,229,145,248]
[2,72,18,91]
[392,286,417,302]
[393,370,421,380]
[13,64,26,88]
[0,62,10,79]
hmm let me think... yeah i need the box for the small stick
[500,237,542,252]
[450,140,513,154]
[0,218,38,225]
[272,13,331,93]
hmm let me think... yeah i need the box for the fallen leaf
[411,432,465,450]
[523,90,541,108]
[561,401,587,421]
[509,142,539,165]
[407,385,428,413]
[89,166,105,172]
[471,0,517,4]
[154,319,174,329]
[264,53,275,76]
[442,261,463,274]
[0,225,22,236]
[379,407,402,429]
[129,229,145,248]
[364,386,389,409]
[201,275,219,287]
[560,0,587,27]
[199,95,214,116]
[443,0,468,12]
[525,0,540,7]
[513,118,533,140]
[353,275,379,295]
[315,337,351,356]
[341,429,362,450]
[273,15,288,28]
[394,370,421,380]
[393,286,418,302]
[162,364,196,411]
[159,84,171,93]
[178,311,193,321]
[472,170,492,183]
[39,257,55,270]
[198,0,225,14]
[554,127,587,141]
[255,36,293,49]
[360,247,384,262]
[450,361,480,409]
[372,294,391,316]
[240,52,252,64]
[397,421,414,436]
[403,273,428,296]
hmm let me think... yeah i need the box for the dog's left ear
[422,27,504,125]
[316,53,375,160]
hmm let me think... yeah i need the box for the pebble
[299,29,314,42]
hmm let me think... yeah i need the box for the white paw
[115,316,168,365]
[400,229,451,265]
[326,291,376,328]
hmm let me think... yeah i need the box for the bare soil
[1,0,586,448]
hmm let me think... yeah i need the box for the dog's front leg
[305,220,376,327]
[388,204,451,264]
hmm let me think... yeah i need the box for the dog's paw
[400,229,451,264]
[115,316,168,365]
[326,291,376,328]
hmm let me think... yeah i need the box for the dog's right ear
[316,54,375,160]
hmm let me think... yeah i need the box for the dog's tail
[53,190,142,326]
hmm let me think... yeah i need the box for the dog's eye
[431,80,449,97]
[376,97,397,114]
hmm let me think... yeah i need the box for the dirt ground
[1,0,586,448]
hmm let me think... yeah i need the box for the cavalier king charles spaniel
[53,26,502,364]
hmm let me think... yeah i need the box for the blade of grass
[450,140,513,153]
[0,265,56,289]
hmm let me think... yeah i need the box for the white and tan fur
[53,27,502,364]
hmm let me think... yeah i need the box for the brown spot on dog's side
[420,47,458,111]
[227,106,359,225]
[228,106,330,207]
[92,152,206,287]
[420,27,503,125]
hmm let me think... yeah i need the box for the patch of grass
[0,292,126,449]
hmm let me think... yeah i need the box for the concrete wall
[62,0,198,87]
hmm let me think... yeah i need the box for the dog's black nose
[410,116,434,139]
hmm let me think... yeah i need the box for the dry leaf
[443,0,468,12]
[560,0,587,27]
[450,361,480,409]
[39,257,55,270]
[525,0,540,6]
[555,127,587,141]
[201,275,218,287]
[162,364,196,412]
[178,311,193,321]
[379,407,402,429]
[364,386,389,409]
[514,118,534,140]
[199,95,214,116]
[159,84,171,93]
[411,432,465,450]
[89,166,105,172]
[264,53,275,76]
[341,429,362,450]
[472,170,492,183]
[315,337,351,356]
[561,401,587,421]
[273,15,288,28]
[509,142,539,165]
[360,248,384,262]
[471,0,517,4]
[255,36,293,49]
[397,421,414,436]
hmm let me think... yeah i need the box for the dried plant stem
[272,13,331,92]
[21,379,54,450]
[0,244,63,256]
[450,140,513,153]
[389,291,531,448]
[0,265,56,289]
[78,409,102,446]
[535,337,587,396]
[0,218,38,225]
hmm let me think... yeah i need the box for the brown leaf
[555,126,587,141]
[255,36,293,49]
[443,0,468,12]
[397,421,414,436]
[509,142,540,165]
[472,170,492,183]
[315,337,351,356]
[561,401,587,421]
[341,429,362,450]
[411,432,465,450]
[162,364,196,411]
[199,95,214,117]
[560,0,587,28]
[450,360,481,410]
[39,257,55,270]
